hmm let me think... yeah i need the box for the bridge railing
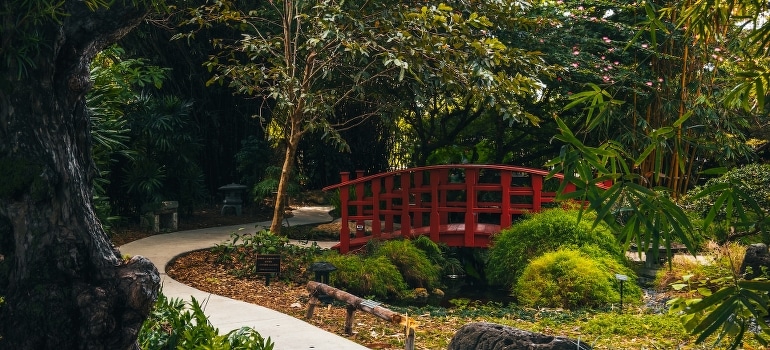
[323,165,587,253]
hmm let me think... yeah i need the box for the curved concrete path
[119,206,368,350]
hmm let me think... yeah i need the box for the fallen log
[305,281,417,349]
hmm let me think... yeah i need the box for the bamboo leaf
[687,286,736,314]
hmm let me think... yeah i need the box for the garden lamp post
[615,274,628,313]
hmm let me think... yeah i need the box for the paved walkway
[119,206,369,350]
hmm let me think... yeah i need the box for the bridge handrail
[322,164,562,191]
[323,164,609,253]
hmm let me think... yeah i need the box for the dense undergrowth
[139,292,274,350]
[142,201,768,349]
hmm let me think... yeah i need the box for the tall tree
[0,0,161,348]
[548,0,770,347]
[178,0,402,233]
[389,1,550,166]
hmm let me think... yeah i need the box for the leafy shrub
[252,166,306,206]
[212,229,322,281]
[120,95,207,216]
[375,239,442,290]
[682,163,770,242]
[235,135,271,192]
[683,163,770,218]
[514,248,636,309]
[320,252,408,299]
[139,292,274,349]
[487,208,621,288]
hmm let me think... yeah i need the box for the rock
[448,322,591,350]
[740,243,770,280]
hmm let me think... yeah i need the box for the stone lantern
[219,183,248,215]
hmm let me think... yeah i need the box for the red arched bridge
[322,164,600,253]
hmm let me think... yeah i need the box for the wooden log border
[305,281,417,350]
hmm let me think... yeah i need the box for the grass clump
[374,239,442,290]
[320,252,408,299]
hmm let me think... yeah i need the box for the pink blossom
[642,44,648,48]
[645,81,653,86]
[573,50,580,55]
[571,62,579,68]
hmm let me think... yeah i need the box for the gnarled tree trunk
[0,1,160,348]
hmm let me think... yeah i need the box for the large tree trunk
[0,1,160,349]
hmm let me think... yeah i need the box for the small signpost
[256,254,281,286]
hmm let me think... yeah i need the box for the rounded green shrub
[487,208,621,288]
[375,239,442,290]
[319,252,408,299]
[515,248,636,309]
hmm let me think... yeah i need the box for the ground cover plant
[139,292,274,349]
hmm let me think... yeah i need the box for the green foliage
[121,94,207,215]
[88,45,170,230]
[212,229,322,281]
[139,292,274,349]
[320,252,408,300]
[235,135,271,191]
[486,208,622,287]
[374,239,442,290]
[581,312,688,340]
[514,248,639,309]
[252,166,306,205]
[682,164,770,243]
[668,274,770,349]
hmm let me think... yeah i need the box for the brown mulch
[111,194,424,349]
[166,249,415,349]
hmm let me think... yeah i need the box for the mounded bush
[514,247,639,309]
[320,253,408,299]
[375,239,442,290]
[487,208,622,288]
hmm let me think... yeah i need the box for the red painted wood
[323,165,607,253]
[339,172,350,252]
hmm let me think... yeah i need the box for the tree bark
[270,125,302,234]
[305,281,407,326]
[0,1,160,349]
